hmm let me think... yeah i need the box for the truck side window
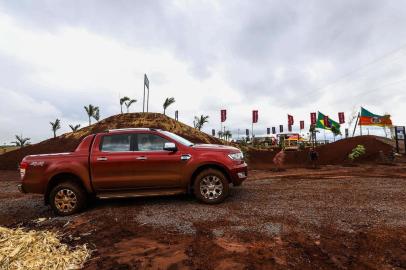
[101,134,131,152]
[137,134,169,151]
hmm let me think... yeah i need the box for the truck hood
[191,144,240,152]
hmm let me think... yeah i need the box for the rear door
[90,133,136,191]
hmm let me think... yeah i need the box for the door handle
[136,156,148,160]
[97,157,108,161]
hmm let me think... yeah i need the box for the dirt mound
[248,136,394,169]
[0,113,222,170]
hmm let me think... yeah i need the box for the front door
[129,133,184,188]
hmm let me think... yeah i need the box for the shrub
[348,145,366,161]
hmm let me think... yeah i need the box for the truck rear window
[100,134,131,152]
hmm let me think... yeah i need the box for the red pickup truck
[18,128,248,215]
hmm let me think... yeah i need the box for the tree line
[12,96,212,148]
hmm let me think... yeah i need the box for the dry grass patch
[0,226,90,270]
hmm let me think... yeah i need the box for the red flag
[300,120,304,130]
[310,112,317,125]
[221,109,227,122]
[288,114,294,125]
[324,115,331,128]
[338,112,345,124]
[252,110,258,123]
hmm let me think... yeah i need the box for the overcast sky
[1,0,406,144]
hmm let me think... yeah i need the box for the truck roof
[106,128,162,133]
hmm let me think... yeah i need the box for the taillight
[19,162,28,179]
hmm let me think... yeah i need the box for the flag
[144,74,149,89]
[288,114,294,125]
[212,129,215,136]
[221,110,227,122]
[279,125,283,133]
[252,110,258,123]
[338,112,345,124]
[245,129,249,136]
[310,112,317,125]
[288,124,292,132]
[300,120,304,130]
[359,107,392,126]
[267,128,270,135]
[272,127,276,134]
[316,112,340,130]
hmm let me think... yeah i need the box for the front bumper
[229,162,248,186]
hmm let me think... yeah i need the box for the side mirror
[163,142,177,152]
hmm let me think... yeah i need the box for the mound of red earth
[248,135,394,170]
[0,113,222,170]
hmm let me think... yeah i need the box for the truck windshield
[161,131,194,146]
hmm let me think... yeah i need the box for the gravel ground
[1,165,406,269]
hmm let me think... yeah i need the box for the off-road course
[2,163,406,270]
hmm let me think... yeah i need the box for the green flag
[316,112,341,130]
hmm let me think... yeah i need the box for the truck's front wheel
[194,169,229,204]
[49,182,87,216]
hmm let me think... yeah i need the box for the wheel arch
[189,163,232,192]
[44,172,87,205]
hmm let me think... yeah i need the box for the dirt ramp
[248,136,394,169]
[0,113,222,170]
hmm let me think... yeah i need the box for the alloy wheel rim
[54,189,77,213]
[200,175,223,200]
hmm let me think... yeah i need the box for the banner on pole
[267,128,270,135]
[323,115,331,128]
[252,110,259,123]
[279,125,283,133]
[221,110,227,122]
[272,127,276,134]
[310,112,317,125]
[245,129,249,136]
[288,114,294,126]
[212,129,215,136]
[175,110,179,121]
[288,124,292,132]
[300,120,304,130]
[338,112,345,124]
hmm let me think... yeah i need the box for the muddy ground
[1,164,406,270]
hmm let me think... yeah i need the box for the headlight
[228,152,244,160]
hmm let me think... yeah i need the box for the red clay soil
[248,135,393,170]
[0,113,223,170]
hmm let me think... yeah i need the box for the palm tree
[69,124,81,132]
[93,107,100,122]
[125,99,137,113]
[218,131,224,139]
[224,130,232,141]
[331,126,341,142]
[50,118,61,138]
[163,97,175,115]
[84,104,98,125]
[120,96,130,114]
[12,135,30,148]
[194,115,209,131]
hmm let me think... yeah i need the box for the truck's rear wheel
[49,182,87,216]
[194,169,229,204]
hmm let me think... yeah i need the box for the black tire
[194,169,229,204]
[49,182,87,216]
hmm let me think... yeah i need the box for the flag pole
[352,112,360,137]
